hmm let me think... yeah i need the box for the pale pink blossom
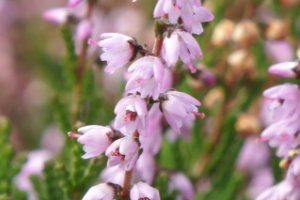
[256,180,300,200]
[268,61,299,78]
[105,137,139,170]
[69,125,113,159]
[139,104,162,154]
[130,182,160,200]
[126,56,166,100]
[247,167,274,199]
[237,137,270,173]
[160,90,203,133]
[101,166,125,187]
[161,30,202,73]
[43,8,68,25]
[68,0,83,8]
[265,40,294,63]
[263,84,300,123]
[153,0,213,34]
[136,151,156,184]
[286,155,300,186]
[75,20,92,53]
[97,33,135,74]
[14,150,52,200]
[82,183,115,200]
[169,173,195,200]
[114,94,147,136]
[260,84,300,156]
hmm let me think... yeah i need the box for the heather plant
[2,0,300,200]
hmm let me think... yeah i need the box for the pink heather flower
[41,126,64,155]
[160,90,203,133]
[153,0,214,34]
[161,30,202,73]
[68,0,83,8]
[169,173,195,200]
[69,125,113,159]
[101,166,125,187]
[286,155,300,186]
[97,33,134,74]
[265,40,293,63]
[130,182,160,200]
[136,151,156,184]
[260,84,300,156]
[105,137,139,170]
[263,84,300,122]
[139,104,163,154]
[247,168,274,199]
[43,8,69,25]
[75,20,92,53]
[268,61,299,78]
[237,137,270,173]
[114,94,147,136]
[14,150,52,200]
[256,180,300,200]
[126,56,165,100]
[82,183,115,200]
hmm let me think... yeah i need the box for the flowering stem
[122,170,133,200]
[71,0,95,129]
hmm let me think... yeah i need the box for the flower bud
[82,183,115,200]
[266,19,288,40]
[235,113,261,136]
[211,19,235,47]
[203,87,224,108]
[232,20,259,47]
[227,49,257,78]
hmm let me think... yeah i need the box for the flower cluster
[66,0,213,199]
[257,61,300,199]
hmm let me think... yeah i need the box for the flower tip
[192,111,205,118]
[88,38,97,46]
[68,132,80,138]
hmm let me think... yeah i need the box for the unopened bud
[235,113,261,136]
[279,158,290,169]
[232,20,259,47]
[212,19,235,47]
[203,87,224,108]
[266,19,288,40]
[227,49,256,77]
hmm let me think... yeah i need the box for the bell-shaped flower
[237,137,270,173]
[14,150,52,200]
[136,151,156,184]
[160,90,203,134]
[161,30,202,73]
[43,8,69,25]
[68,125,113,159]
[268,61,300,78]
[256,180,300,200]
[75,20,92,53]
[263,83,300,122]
[154,0,213,34]
[105,137,139,170]
[139,104,163,154]
[97,33,135,74]
[169,173,195,200]
[82,183,115,200]
[130,182,160,200]
[126,56,165,100]
[114,94,147,136]
[101,166,125,187]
